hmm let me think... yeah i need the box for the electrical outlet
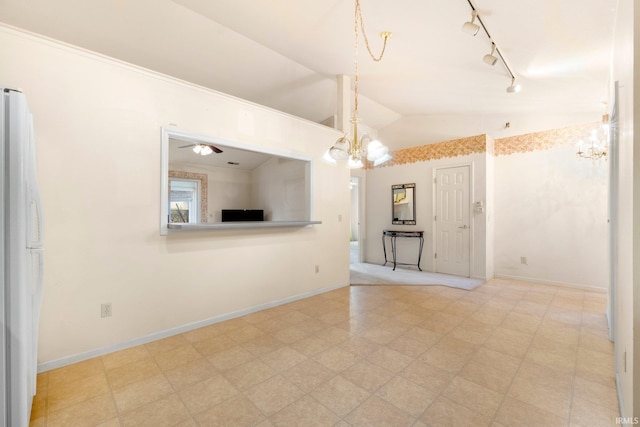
[101,303,112,318]
[520,256,527,265]
[315,265,320,273]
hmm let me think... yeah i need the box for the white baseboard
[493,273,607,293]
[38,282,349,373]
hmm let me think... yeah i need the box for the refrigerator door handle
[30,249,44,298]
[26,115,43,249]
[28,197,43,248]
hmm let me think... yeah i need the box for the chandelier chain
[355,0,390,63]
[325,0,392,168]
[353,0,390,118]
[353,0,360,118]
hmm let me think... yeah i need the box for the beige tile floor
[30,278,618,426]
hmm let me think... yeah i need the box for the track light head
[462,10,480,36]
[483,43,498,66]
[506,77,521,93]
[483,54,497,66]
[462,21,480,36]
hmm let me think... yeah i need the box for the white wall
[611,0,637,417]
[379,112,601,150]
[0,25,351,367]
[252,157,309,221]
[494,144,608,289]
[365,151,491,280]
[365,126,607,290]
[484,136,495,279]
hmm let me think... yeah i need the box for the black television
[221,209,264,222]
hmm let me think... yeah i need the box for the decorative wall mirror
[160,128,320,234]
[392,183,416,225]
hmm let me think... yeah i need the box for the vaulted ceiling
[0,0,618,148]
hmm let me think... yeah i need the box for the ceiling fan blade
[178,144,196,149]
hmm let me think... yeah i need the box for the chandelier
[327,0,392,169]
[576,114,609,161]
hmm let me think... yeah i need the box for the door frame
[432,162,474,277]
[608,81,619,342]
[350,172,366,263]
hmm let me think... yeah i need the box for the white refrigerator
[0,88,44,426]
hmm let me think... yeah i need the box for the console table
[382,230,424,271]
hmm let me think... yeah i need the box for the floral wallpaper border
[371,121,600,167]
[168,170,208,223]
[494,122,599,156]
[379,135,487,167]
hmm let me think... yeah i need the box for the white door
[435,166,470,277]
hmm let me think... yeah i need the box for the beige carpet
[349,262,484,291]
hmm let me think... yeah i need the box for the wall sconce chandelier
[327,0,392,169]
[576,114,609,161]
[462,0,521,93]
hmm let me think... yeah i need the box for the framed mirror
[392,183,416,225]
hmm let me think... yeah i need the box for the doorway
[435,165,471,277]
[350,176,362,264]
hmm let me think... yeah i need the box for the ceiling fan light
[199,145,214,155]
[192,144,202,154]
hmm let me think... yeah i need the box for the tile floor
[30,278,618,426]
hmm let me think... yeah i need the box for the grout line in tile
[33,280,617,427]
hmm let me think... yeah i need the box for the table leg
[382,234,388,266]
[417,236,424,271]
[391,235,397,271]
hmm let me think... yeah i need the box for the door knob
[458,225,468,229]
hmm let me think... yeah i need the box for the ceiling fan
[178,143,223,156]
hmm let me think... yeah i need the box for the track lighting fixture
[462,10,480,36]
[461,0,521,94]
[483,43,498,66]
[506,77,521,93]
